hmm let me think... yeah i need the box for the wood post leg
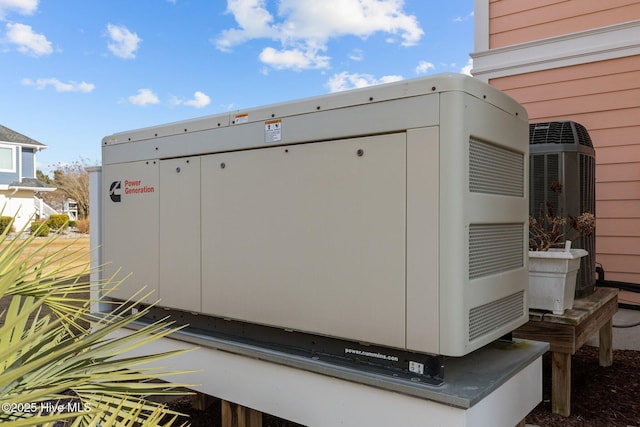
[222,400,263,427]
[551,352,571,416]
[221,400,234,427]
[599,318,613,367]
[193,392,216,411]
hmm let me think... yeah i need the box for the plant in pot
[528,183,596,314]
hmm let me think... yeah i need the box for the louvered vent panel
[469,138,524,197]
[577,153,597,294]
[469,223,524,279]
[469,291,524,342]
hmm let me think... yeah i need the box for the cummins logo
[109,181,122,202]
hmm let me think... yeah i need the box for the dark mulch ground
[167,345,640,427]
[526,345,640,426]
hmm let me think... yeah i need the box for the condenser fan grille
[530,121,593,147]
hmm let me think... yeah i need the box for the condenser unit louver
[529,121,596,298]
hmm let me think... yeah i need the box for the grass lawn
[0,234,92,277]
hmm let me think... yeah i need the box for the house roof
[9,178,56,192]
[0,124,47,149]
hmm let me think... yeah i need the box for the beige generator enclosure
[101,73,529,358]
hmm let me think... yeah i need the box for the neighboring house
[472,0,640,285]
[0,124,56,230]
[63,198,78,221]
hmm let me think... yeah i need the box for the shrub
[47,213,69,230]
[30,221,50,237]
[75,218,90,234]
[69,220,77,228]
[0,216,13,234]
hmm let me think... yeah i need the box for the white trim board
[471,19,640,81]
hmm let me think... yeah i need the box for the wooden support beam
[599,318,613,367]
[551,351,571,417]
[193,392,217,411]
[221,400,263,427]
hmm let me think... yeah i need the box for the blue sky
[0,0,474,172]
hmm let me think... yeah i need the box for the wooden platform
[513,287,618,416]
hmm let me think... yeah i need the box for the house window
[0,145,15,172]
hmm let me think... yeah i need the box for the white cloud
[172,91,212,108]
[461,58,473,76]
[215,0,423,70]
[5,22,52,56]
[22,77,95,92]
[415,60,434,74]
[349,49,364,62]
[128,88,159,106]
[184,91,211,108]
[453,11,474,22]
[0,0,38,19]
[326,72,403,93]
[107,24,141,59]
[215,0,277,52]
[259,46,330,71]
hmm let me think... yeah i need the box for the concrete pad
[586,307,640,351]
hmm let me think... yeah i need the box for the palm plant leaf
[0,219,197,426]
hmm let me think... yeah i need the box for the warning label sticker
[234,113,249,124]
[265,119,282,143]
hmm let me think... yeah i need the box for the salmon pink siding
[489,55,640,283]
[489,0,640,48]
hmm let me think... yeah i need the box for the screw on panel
[176,167,181,173]
[431,86,436,91]
[271,113,275,118]
[220,162,226,169]
[357,149,364,157]
[369,97,374,101]
[316,106,321,110]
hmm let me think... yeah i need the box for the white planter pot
[528,248,588,315]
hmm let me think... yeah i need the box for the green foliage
[0,217,194,426]
[0,216,13,234]
[36,169,52,185]
[69,220,77,228]
[47,213,70,230]
[30,221,50,237]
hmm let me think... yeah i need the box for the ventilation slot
[469,138,524,197]
[469,223,524,279]
[530,153,560,216]
[469,291,525,342]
